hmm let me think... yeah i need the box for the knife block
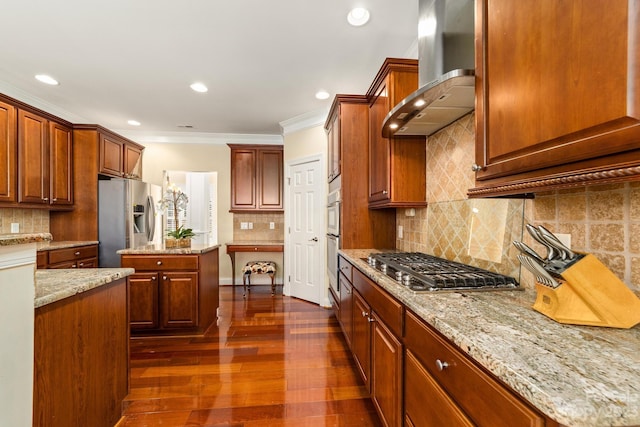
[532,254,640,328]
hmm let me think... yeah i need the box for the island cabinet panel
[0,100,17,202]
[33,278,129,427]
[471,0,640,196]
[404,310,545,427]
[121,249,219,335]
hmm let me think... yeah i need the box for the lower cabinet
[121,249,219,335]
[337,258,553,427]
[404,310,546,427]
[338,273,353,348]
[39,244,98,269]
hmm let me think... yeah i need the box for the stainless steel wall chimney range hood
[382,0,475,137]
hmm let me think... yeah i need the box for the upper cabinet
[229,144,283,212]
[0,100,17,203]
[471,0,640,197]
[0,99,73,208]
[366,59,427,209]
[99,131,144,179]
[326,109,340,182]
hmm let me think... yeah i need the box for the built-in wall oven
[327,188,340,294]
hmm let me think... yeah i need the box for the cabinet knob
[361,311,369,317]
[75,251,81,256]
[71,264,77,268]
[436,359,450,371]
[346,288,351,294]
[157,261,162,265]
[78,263,84,267]
[163,276,168,280]
[43,197,49,201]
[367,317,376,323]
[471,163,483,172]
[52,198,57,202]
[382,190,388,195]
[151,276,157,281]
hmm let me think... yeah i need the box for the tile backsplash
[396,112,639,292]
[0,208,50,234]
[233,212,284,241]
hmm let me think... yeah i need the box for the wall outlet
[248,222,253,229]
[269,222,275,230]
[240,222,248,230]
[555,233,571,249]
[398,225,403,239]
[11,223,19,233]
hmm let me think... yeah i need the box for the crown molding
[279,107,330,135]
[113,129,283,145]
[0,81,89,123]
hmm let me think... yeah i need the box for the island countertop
[35,268,134,309]
[340,249,640,427]
[117,242,220,255]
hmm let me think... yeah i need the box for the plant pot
[165,238,191,249]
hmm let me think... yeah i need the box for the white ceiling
[0,0,418,140]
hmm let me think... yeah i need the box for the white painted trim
[279,108,330,136]
[0,81,89,123]
[0,243,37,270]
[284,153,328,306]
[113,129,283,145]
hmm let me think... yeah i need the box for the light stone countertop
[0,233,52,246]
[36,240,99,251]
[340,249,640,427]
[35,268,134,308]
[117,242,221,255]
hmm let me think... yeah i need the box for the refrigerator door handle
[147,195,156,243]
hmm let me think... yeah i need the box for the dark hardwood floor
[118,285,382,426]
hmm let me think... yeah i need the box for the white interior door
[288,158,323,304]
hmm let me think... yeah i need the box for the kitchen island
[34,267,133,427]
[119,242,220,335]
[340,249,640,427]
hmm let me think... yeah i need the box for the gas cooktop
[365,252,519,292]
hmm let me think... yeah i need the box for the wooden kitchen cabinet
[0,100,16,203]
[228,144,283,212]
[350,267,404,427]
[17,109,73,207]
[338,272,353,348]
[45,244,98,269]
[99,130,144,179]
[404,310,545,427]
[366,58,426,209]
[121,249,219,335]
[471,0,640,197]
[325,96,396,248]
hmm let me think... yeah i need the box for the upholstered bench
[242,261,277,297]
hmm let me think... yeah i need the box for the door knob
[309,237,318,242]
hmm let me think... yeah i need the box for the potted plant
[159,180,194,248]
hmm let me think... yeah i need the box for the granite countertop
[0,233,52,246]
[117,242,221,255]
[36,240,99,251]
[340,249,640,427]
[35,268,134,308]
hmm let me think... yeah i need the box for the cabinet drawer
[352,267,403,337]
[338,256,352,282]
[121,255,199,271]
[49,257,97,269]
[47,245,98,265]
[405,310,544,427]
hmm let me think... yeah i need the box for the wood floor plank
[120,286,382,426]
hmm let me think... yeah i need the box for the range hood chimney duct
[382,0,475,137]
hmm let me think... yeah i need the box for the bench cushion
[243,261,276,274]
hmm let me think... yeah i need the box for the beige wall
[283,126,327,163]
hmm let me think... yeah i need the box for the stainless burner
[366,252,519,292]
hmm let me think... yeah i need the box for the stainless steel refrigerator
[98,178,162,267]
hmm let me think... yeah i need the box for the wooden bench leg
[243,273,250,297]
[269,272,275,296]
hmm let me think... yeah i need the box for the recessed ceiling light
[347,7,370,26]
[35,74,59,85]
[414,99,426,107]
[389,123,399,129]
[315,90,330,100]
[127,120,141,126]
[190,82,208,93]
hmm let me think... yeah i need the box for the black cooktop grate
[368,252,519,292]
